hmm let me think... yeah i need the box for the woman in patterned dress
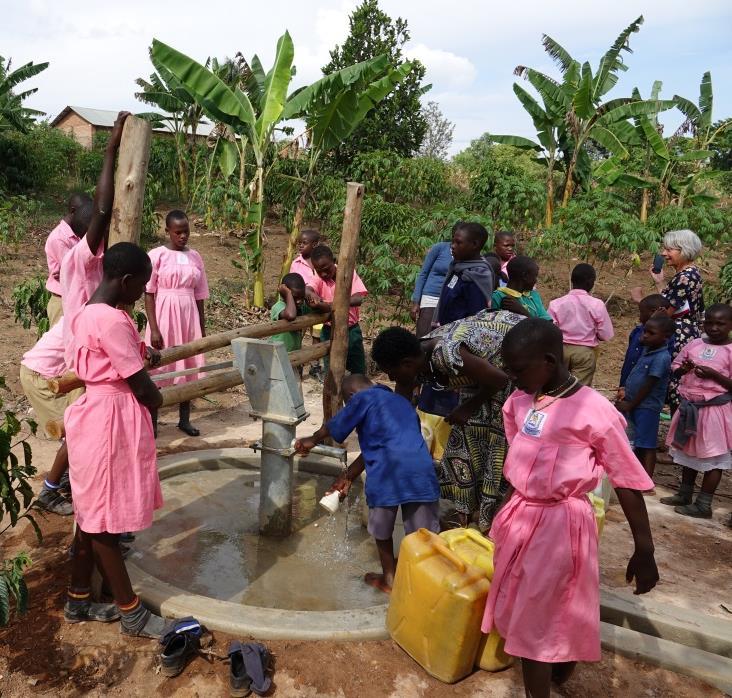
[634,229,704,412]
[423,309,525,530]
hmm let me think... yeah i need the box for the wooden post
[323,182,365,423]
[108,115,152,246]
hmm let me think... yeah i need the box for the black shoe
[229,641,273,697]
[159,617,204,678]
[64,600,120,623]
[35,487,73,516]
[229,642,252,697]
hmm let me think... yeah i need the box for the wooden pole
[323,182,364,423]
[45,342,331,435]
[108,115,152,247]
[159,341,330,407]
[49,313,329,394]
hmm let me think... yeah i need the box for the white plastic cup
[319,490,340,514]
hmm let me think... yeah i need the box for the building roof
[51,105,216,136]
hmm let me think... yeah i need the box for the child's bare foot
[364,572,392,594]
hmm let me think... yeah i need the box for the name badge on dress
[177,252,190,265]
[522,409,547,437]
[447,275,458,289]
[700,346,717,360]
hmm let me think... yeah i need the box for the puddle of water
[132,468,401,611]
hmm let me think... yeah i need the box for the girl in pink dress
[65,241,167,638]
[481,319,658,697]
[661,303,732,519]
[144,210,209,436]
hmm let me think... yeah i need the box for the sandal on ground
[64,600,120,623]
[674,502,712,519]
[35,487,73,516]
[229,641,273,697]
[159,616,205,677]
[177,422,200,437]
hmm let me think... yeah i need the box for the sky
[4,0,731,155]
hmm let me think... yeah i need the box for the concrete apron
[127,448,389,641]
[130,449,732,690]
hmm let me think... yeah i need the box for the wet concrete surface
[131,468,396,611]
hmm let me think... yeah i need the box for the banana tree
[152,33,296,307]
[673,72,730,205]
[278,55,414,276]
[135,60,206,200]
[0,57,48,132]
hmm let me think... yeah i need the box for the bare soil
[0,213,729,696]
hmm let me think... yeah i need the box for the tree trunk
[544,161,555,227]
[280,188,308,279]
[561,152,577,207]
[323,182,365,424]
[639,188,649,222]
[109,115,152,247]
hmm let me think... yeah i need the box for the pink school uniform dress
[309,268,368,327]
[45,220,79,296]
[290,254,318,288]
[667,338,732,471]
[65,304,161,534]
[481,387,652,663]
[144,247,209,386]
[60,236,104,368]
[547,289,614,347]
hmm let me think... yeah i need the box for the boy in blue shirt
[618,294,673,390]
[616,315,676,480]
[295,374,439,594]
[435,222,494,326]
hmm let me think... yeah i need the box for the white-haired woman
[633,229,705,411]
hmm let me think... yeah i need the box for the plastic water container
[588,492,606,536]
[439,528,513,673]
[387,529,490,683]
[440,528,495,580]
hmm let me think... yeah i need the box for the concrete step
[600,622,732,694]
[601,589,732,659]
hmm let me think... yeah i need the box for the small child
[660,303,732,518]
[295,374,440,593]
[619,294,672,391]
[435,222,494,326]
[548,263,614,386]
[64,241,166,637]
[616,316,675,479]
[307,245,368,375]
[491,256,552,320]
[144,209,209,437]
[290,229,324,379]
[493,230,516,278]
[270,273,308,371]
[44,193,93,327]
[482,319,658,696]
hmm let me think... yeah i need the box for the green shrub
[11,276,50,338]
[0,376,41,626]
[0,195,40,259]
[646,204,732,246]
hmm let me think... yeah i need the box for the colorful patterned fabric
[425,309,524,530]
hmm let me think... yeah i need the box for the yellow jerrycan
[387,528,490,683]
[439,528,513,672]
[587,492,606,536]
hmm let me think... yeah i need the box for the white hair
[663,229,703,262]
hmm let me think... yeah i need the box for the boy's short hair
[503,316,562,358]
[342,373,372,392]
[494,230,515,243]
[300,228,320,241]
[507,255,538,279]
[103,242,151,279]
[639,294,671,312]
[645,315,676,336]
[571,263,596,290]
[281,272,305,291]
[455,222,488,249]
[311,245,334,262]
[68,192,92,212]
[166,209,188,227]
[372,327,421,368]
[706,302,732,320]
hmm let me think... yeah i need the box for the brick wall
[55,112,94,149]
